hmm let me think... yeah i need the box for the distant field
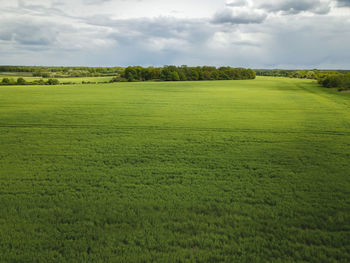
[0,74,114,83]
[0,77,349,262]
[0,72,34,77]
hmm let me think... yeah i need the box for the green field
[0,77,349,262]
[0,75,114,84]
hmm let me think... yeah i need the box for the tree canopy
[117,66,256,82]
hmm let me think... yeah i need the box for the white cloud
[212,7,267,24]
[0,0,349,68]
[226,0,248,7]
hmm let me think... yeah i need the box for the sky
[0,0,349,69]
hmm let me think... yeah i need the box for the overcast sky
[0,0,349,68]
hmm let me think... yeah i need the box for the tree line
[255,69,349,79]
[1,78,60,86]
[256,69,350,91]
[112,66,256,82]
[0,66,124,78]
[0,65,256,85]
[2,66,349,90]
[318,73,350,91]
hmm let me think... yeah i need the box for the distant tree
[306,71,316,79]
[1,78,11,85]
[124,67,138,82]
[210,71,219,80]
[247,69,256,79]
[198,70,204,80]
[171,72,180,81]
[33,79,46,85]
[179,72,187,81]
[47,79,60,85]
[17,78,26,85]
[203,71,211,80]
[191,70,199,81]
[160,67,172,81]
[42,73,51,78]
[150,68,161,80]
[343,73,350,90]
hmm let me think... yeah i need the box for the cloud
[226,0,247,7]
[337,0,350,7]
[261,15,350,68]
[82,0,112,4]
[13,26,56,46]
[0,19,58,46]
[212,8,267,24]
[0,0,349,68]
[86,16,213,45]
[255,0,332,15]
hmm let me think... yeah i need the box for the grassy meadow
[0,77,349,262]
[0,75,114,84]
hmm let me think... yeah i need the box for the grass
[0,75,114,84]
[0,72,34,77]
[0,77,349,262]
[53,76,114,83]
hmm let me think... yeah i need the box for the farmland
[0,74,114,84]
[0,77,349,262]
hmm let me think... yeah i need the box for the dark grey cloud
[337,0,350,6]
[212,8,267,24]
[13,27,56,46]
[0,20,58,46]
[256,0,331,15]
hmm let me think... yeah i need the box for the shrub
[46,79,60,85]
[318,73,350,91]
[17,78,26,85]
[1,78,11,85]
